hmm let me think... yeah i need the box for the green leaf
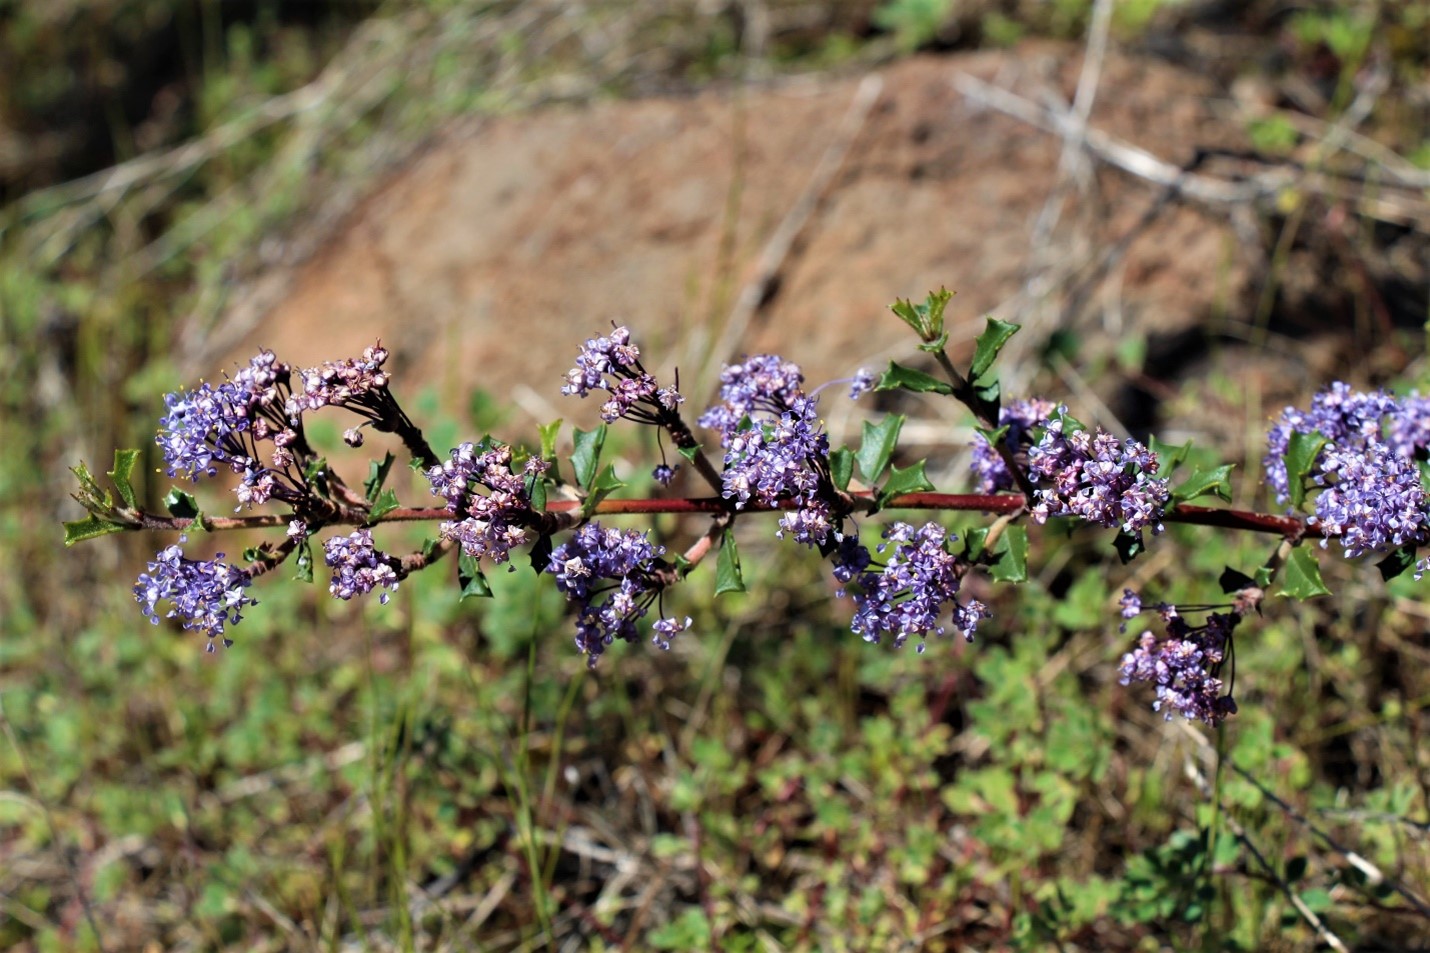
[368,488,400,521]
[975,424,1010,455]
[364,452,396,502]
[107,449,141,510]
[889,288,953,342]
[989,526,1028,583]
[715,528,745,595]
[164,487,200,519]
[1149,436,1193,473]
[1280,546,1331,599]
[1171,464,1235,505]
[294,539,314,583]
[1113,531,1146,564]
[677,445,702,464]
[459,552,493,599]
[829,447,854,492]
[964,526,989,560]
[303,456,330,498]
[580,464,624,518]
[972,375,1000,411]
[875,362,953,396]
[539,419,562,460]
[856,415,904,485]
[878,460,934,508]
[529,477,547,513]
[1285,430,1329,510]
[63,515,126,546]
[1377,546,1417,582]
[969,317,1020,380]
[571,425,607,490]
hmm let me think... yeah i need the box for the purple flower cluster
[546,522,689,666]
[970,397,1062,493]
[699,355,834,546]
[561,327,683,425]
[323,529,400,604]
[287,343,391,417]
[134,538,255,648]
[426,441,544,566]
[1265,383,1430,561]
[156,350,304,508]
[1027,418,1169,535]
[1119,599,1239,725]
[834,522,988,652]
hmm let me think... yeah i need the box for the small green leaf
[889,288,953,342]
[571,425,607,489]
[677,445,702,464]
[164,487,200,519]
[989,525,1028,583]
[875,362,953,396]
[975,424,1010,454]
[107,449,141,510]
[294,539,314,583]
[459,552,493,599]
[964,526,989,560]
[1113,531,1146,564]
[364,452,396,502]
[878,460,934,508]
[972,375,1000,410]
[63,515,126,546]
[715,528,745,595]
[969,317,1020,380]
[1285,430,1329,510]
[529,477,547,512]
[1172,464,1236,505]
[368,488,400,521]
[539,419,563,460]
[580,464,624,518]
[1280,546,1331,599]
[303,456,330,497]
[1254,566,1273,588]
[1149,436,1193,473]
[1377,546,1417,582]
[856,415,904,485]
[829,447,854,492]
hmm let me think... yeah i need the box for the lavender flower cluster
[834,522,988,653]
[970,397,1063,494]
[561,326,684,425]
[699,355,835,546]
[426,441,545,567]
[1265,382,1430,563]
[1026,417,1170,537]
[1117,591,1239,725]
[546,522,689,666]
[134,538,255,649]
[323,529,401,604]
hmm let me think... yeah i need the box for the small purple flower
[970,397,1061,493]
[426,442,540,566]
[546,522,680,667]
[1311,440,1428,558]
[561,327,684,425]
[287,343,391,417]
[837,521,987,652]
[323,529,400,604]
[1119,606,1239,725]
[134,538,255,648]
[652,463,679,487]
[1027,418,1170,536]
[1263,382,1400,505]
[848,368,875,401]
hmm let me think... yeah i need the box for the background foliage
[2,0,1428,949]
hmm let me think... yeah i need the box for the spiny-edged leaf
[63,515,126,546]
[715,528,745,595]
[365,452,396,502]
[964,526,990,561]
[856,415,904,484]
[989,525,1028,583]
[539,419,562,460]
[876,362,953,396]
[458,552,493,599]
[972,375,1000,411]
[1219,567,1257,593]
[677,445,703,464]
[580,464,624,518]
[1254,565,1273,588]
[164,487,200,519]
[1285,430,1329,511]
[107,449,141,510]
[294,538,314,583]
[878,460,935,508]
[1280,546,1331,599]
[889,288,953,342]
[571,425,607,489]
[975,424,1010,454]
[829,446,854,492]
[1113,531,1146,564]
[1150,436,1193,474]
[916,332,950,354]
[368,488,400,521]
[1377,546,1417,582]
[69,461,111,511]
[527,534,553,576]
[969,317,1020,380]
[1172,464,1236,505]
